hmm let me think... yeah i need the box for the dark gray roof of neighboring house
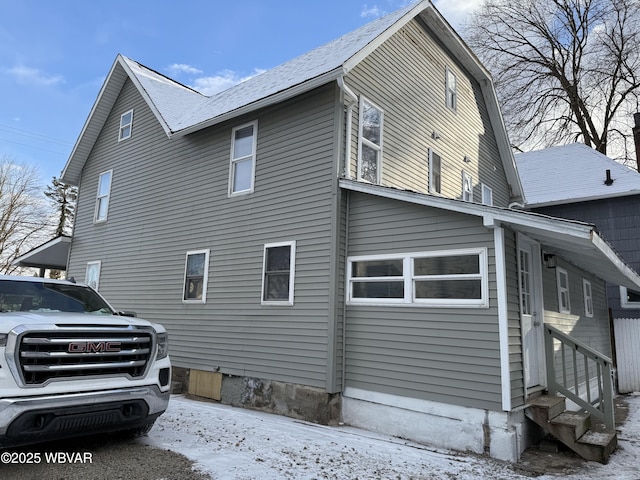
[515,143,640,207]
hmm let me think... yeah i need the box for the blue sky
[0,1,479,186]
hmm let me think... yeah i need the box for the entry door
[519,236,545,390]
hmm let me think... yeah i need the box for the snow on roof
[166,3,417,133]
[515,143,640,207]
[121,56,206,129]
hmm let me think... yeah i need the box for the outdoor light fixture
[543,253,557,268]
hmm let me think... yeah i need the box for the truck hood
[0,312,161,334]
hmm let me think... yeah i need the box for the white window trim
[446,67,457,111]
[85,261,101,291]
[481,184,493,206]
[346,248,489,308]
[94,169,113,223]
[261,241,296,306]
[182,249,210,304]
[620,286,640,309]
[462,171,473,202]
[428,148,442,195]
[583,279,594,317]
[228,120,258,196]
[118,109,134,141]
[557,267,571,314]
[357,97,383,184]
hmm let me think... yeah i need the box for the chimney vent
[604,169,614,186]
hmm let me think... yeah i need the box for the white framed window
[481,184,493,206]
[347,248,488,308]
[428,149,441,194]
[357,97,383,184]
[85,261,101,290]
[229,121,257,195]
[462,171,473,202]
[262,241,296,306]
[119,109,133,141]
[519,248,532,316]
[94,170,112,223]
[583,279,593,317]
[446,67,457,111]
[620,286,640,309]
[183,249,210,303]
[557,267,571,313]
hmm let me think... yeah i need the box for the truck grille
[17,327,153,385]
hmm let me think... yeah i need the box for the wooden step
[525,395,617,463]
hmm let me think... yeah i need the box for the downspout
[337,76,358,180]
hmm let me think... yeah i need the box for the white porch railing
[544,324,615,430]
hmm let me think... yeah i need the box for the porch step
[526,395,617,463]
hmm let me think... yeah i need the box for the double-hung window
[348,248,488,307]
[462,171,473,202]
[557,267,571,313]
[119,109,133,141]
[428,149,441,194]
[583,279,593,317]
[446,67,457,111]
[94,170,112,222]
[262,241,296,305]
[183,249,210,303]
[620,286,640,309]
[229,121,257,195]
[481,184,493,206]
[358,98,383,184]
[85,261,101,290]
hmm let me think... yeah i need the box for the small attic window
[119,109,134,141]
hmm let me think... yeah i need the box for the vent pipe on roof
[604,169,614,186]
[633,113,640,173]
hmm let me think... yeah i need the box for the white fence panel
[614,318,640,393]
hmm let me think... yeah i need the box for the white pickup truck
[0,275,170,447]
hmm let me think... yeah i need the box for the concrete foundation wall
[342,387,540,462]
[173,368,341,425]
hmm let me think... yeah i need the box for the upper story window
[347,248,488,308]
[229,121,257,195]
[446,67,457,111]
[462,171,473,202]
[183,249,210,303]
[583,279,593,317]
[428,149,441,194]
[119,109,133,141]
[481,184,493,206]
[262,241,296,306]
[620,286,640,309]
[358,98,383,184]
[557,267,571,313]
[94,170,112,223]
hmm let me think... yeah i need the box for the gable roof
[515,143,640,207]
[61,0,522,200]
[340,179,640,291]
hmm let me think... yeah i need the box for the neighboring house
[516,143,640,392]
[56,1,640,462]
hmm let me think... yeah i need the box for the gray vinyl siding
[541,257,612,388]
[537,197,640,319]
[69,79,340,389]
[344,191,503,411]
[504,227,525,407]
[344,19,511,207]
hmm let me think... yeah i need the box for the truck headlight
[156,333,168,360]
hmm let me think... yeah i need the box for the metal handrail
[544,324,615,429]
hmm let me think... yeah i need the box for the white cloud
[167,63,203,76]
[7,65,64,86]
[361,4,387,18]
[432,0,483,29]
[190,68,266,96]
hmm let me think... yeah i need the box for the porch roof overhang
[12,235,71,270]
[339,180,640,291]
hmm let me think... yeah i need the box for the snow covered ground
[144,393,640,479]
